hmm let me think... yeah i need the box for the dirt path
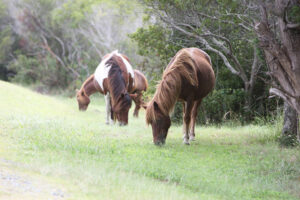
[0,158,67,200]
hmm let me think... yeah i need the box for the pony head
[145,101,171,145]
[76,89,90,111]
[112,91,132,126]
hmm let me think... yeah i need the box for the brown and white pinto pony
[76,51,147,125]
[145,48,215,145]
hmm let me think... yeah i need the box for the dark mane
[106,55,131,107]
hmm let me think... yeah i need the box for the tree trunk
[255,1,300,115]
[255,0,300,146]
[281,101,299,146]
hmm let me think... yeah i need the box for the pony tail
[143,73,148,91]
[172,49,198,86]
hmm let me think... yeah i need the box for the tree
[132,0,278,123]
[139,1,261,101]
[255,0,300,143]
[4,0,143,90]
[0,0,15,80]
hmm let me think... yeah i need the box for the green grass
[0,80,299,200]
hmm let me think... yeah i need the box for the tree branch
[249,45,259,94]
[286,23,300,30]
[159,15,241,77]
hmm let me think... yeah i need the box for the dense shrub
[8,55,72,92]
[171,88,246,124]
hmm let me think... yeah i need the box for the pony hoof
[189,136,195,141]
[183,139,190,145]
[105,121,109,125]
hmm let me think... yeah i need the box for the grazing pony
[131,70,148,117]
[76,50,147,125]
[145,48,215,145]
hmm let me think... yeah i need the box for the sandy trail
[0,158,67,200]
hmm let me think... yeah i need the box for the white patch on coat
[94,50,117,90]
[94,50,135,90]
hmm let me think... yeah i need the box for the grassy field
[0,80,299,200]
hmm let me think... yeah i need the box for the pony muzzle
[79,105,88,111]
[154,139,166,146]
[118,121,128,126]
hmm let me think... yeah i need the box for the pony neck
[82,75,98,97]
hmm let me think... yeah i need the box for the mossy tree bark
[281,102,299,146]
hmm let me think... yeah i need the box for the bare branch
[40,34,79,77]
[286,23,300,30]
[161,16,241,77]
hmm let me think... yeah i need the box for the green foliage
[202,88,246,122]
[52,0,140,27]
[8,55,39,84]
[279,133,299,147]
[130,25,179,63]
[287,5,300,23]
[171,88,246,124]
[52,0,95,27]
[0,0,7,14]
[0,0,15,80]
[0,28,12,63]
[0,0,143,93]
[8,55,70,90]
[131,0,277,124]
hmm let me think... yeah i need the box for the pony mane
[146,48,198,124]
[106,55,131,107]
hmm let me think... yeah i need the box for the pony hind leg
[182,100,194,145]
[132,92,142,117]
[189,99,202,142]
[104,93,114,125]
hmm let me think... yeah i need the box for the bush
[8,55,73,93]
[171,88,246,124]
[279,133,299,147]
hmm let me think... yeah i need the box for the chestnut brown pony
[76,50,148,125]
[145,48,215,145]
[130,70,148,117]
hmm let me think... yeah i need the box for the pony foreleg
[104,93,113,125]
[189,100,202,142]
[182,101,193,145]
